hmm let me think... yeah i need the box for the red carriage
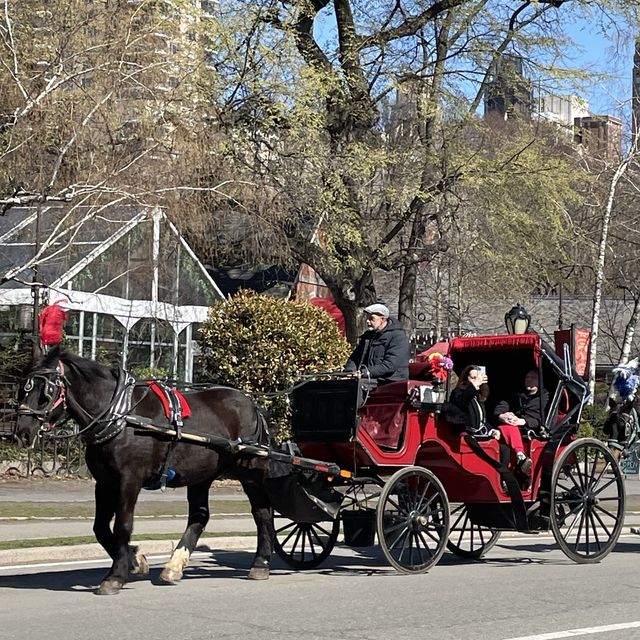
[271,333,626,573]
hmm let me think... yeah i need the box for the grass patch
[0,499,250,519]
[0,531,256,551]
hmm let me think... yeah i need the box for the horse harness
[20,362,268,453]
[18,361,137,445]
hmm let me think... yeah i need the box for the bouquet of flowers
[427,352,454,385]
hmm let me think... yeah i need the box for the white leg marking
[164,546,190,573]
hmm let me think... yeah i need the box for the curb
[0,536,258,568]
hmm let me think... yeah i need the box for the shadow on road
[3,537,638,593]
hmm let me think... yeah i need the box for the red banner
[554,327,590,379]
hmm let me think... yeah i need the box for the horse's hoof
[95,579,124,595]
[159,568,182,584]
[247,566,270,580]
[130,553,149,577]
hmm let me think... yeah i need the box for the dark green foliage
[579,383,610,441]
[199,291,350,436]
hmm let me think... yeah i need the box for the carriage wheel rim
[446,503,501,558]
[377,466,450,574]
[273,516,340,570]
[550,438,625,563]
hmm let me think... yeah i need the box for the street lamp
[505,304,531,335]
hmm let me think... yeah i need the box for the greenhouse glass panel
[72,220,153,298]
[157,223,179,304]
[177,250,218,307]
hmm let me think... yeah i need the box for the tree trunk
[620,293,640,364]
[398,262,417,337]
[589,157,634,402]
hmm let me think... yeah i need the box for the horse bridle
[18,362,68,433]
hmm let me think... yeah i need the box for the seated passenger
[344,303,410,384]
[493,369,549,436]
[451,365,532,476]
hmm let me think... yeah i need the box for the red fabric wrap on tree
[38,301,69,346]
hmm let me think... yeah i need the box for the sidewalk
[0,477,257,567]
[2,474,640,568]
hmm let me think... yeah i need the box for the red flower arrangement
[427,352,453,385]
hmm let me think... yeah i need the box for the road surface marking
[504,621,640,640]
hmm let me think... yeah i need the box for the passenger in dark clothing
[451,365,532,478]
[344,303,410,383]
[449,365,492,436]
[493,370,549,434]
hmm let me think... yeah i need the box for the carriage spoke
[388,523,411,552]
[594,503,621,521]
[591,507,614,537]
[454,513,470,547]
[572,508,588,553]
[587,510,603,551]
[277,524,300,547]
[416,530,434,558]
[385,495,409,517]
[591,477,617,497]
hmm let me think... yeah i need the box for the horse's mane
[38,346,116,381]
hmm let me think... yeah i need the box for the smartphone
[476,366,486,377]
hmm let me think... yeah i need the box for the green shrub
[579,385,609,442]
[199,291,351,437]
[131,365,169,380]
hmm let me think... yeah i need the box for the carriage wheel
[550,438,625,564]
[446,503,501,559]
[273,514,340,570]
[376,466,450,574]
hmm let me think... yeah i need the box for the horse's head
[15,348,68,447]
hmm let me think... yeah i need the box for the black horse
[15,347,274,595]
[604,359,640,457]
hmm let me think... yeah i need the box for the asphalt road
[2,535,640,640]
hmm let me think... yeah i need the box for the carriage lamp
[505,304,531,335]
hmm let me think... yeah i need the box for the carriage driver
[344,304,411,384]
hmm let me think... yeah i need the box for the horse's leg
[160,480,213,584]
[240,478,273,580]
[93,482,148,576]
[93,481,117,558]
[95,480,140,596]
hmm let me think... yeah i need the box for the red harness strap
[147,382,191,420]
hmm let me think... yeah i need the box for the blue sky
[313,5,636,124]
[562,19,634,121]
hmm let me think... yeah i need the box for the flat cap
[363,303,389,318]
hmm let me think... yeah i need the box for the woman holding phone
[450,365,532,477]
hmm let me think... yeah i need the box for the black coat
[345,318,410,382]
[493,389,549,430]
[449,385,488,435]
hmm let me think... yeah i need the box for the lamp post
[505,303,531,335]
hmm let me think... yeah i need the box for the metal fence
[0,381,17,439]
[0,379,88,477]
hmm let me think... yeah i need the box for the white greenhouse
[0,205,223,381]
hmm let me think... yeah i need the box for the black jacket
[493,389,549,431]
[344,318,410,382]
[449,385,488,435]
